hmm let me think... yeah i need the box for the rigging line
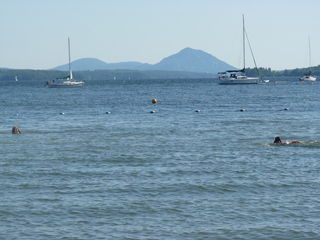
[244,29,260,77]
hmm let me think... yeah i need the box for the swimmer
[12,126,22,134]
[274,136,302,144]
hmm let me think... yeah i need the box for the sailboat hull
[299,76,316,81]
[219,77,259,85]
[46,81,84,88]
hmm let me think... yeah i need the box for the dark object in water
[12,126,22,134]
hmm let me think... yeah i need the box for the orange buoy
[151,99,157,104]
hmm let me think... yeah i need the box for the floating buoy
[60,112,65,115]
[151,99,157,104]
[284,108,289,111]
[195,110,201,113]
[150,110,156,113]
[105,111,111,114]
[240,109,246,112]
[274,82,277,84]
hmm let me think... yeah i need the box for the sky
[1,0,320,70]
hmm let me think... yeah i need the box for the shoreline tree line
[1,65,319,81]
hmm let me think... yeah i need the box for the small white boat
[219,15,260,85]
[299,37,316,82]
[261,79,269,83]
[46,38,84,88]
[15,76,18,81]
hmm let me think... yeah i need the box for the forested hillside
[0,69,215,81]
[1,65,319,81]
[245,65,320,77]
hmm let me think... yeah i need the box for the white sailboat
[300,37,316,82]
[46,38,84,88]
[219,15,259,85]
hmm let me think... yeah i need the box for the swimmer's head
[12,126,21,134]
[274,136,282,143]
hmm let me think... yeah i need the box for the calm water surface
[1,78,320,239]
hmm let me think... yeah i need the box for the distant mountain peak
[52,48,235,74]
[180,47,204,52]
[152,48,234,73]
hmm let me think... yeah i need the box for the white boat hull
[299,76,316,81]
[219,77,259,85]
[46,81,84,88]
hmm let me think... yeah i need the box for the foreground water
[1,78,320,239]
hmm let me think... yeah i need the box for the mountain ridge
[52,48,235,74]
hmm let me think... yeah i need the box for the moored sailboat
[219,15,259,85]
[46,38,84,88]
[299,37,316,82]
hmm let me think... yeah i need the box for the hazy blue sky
[1,0,320,70]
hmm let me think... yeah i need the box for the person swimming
[274,136,303,144]
[274,136,282,144]
[12,126,22,134]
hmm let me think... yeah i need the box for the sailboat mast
[68,38,73,80]
[242,14,245,73]
[308,36,312,73]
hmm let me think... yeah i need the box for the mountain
[150,48,234,73]
[52,48,235,74]
[53,58,152,71]
[57,58,108,71]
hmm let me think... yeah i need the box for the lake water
[1,78,320,239]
